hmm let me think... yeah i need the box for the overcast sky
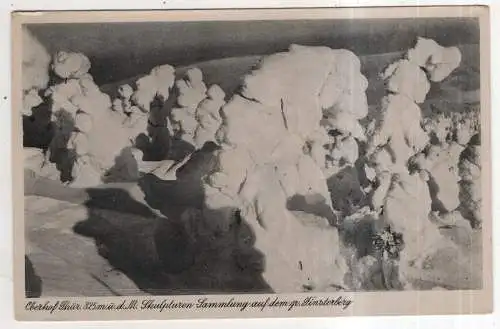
[27,17,479,85]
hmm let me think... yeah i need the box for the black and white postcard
[12,6,492,320]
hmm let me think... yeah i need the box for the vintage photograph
[14,6,491,319]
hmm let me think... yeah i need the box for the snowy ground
[23,40,482,297]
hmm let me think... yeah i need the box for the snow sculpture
[197,44,377,292]
[362,37,463,288]
[46,52,157,186]
[22,28,51,116]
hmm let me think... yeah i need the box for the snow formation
[22,33,482,292]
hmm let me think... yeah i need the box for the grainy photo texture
[13,7,491,320]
